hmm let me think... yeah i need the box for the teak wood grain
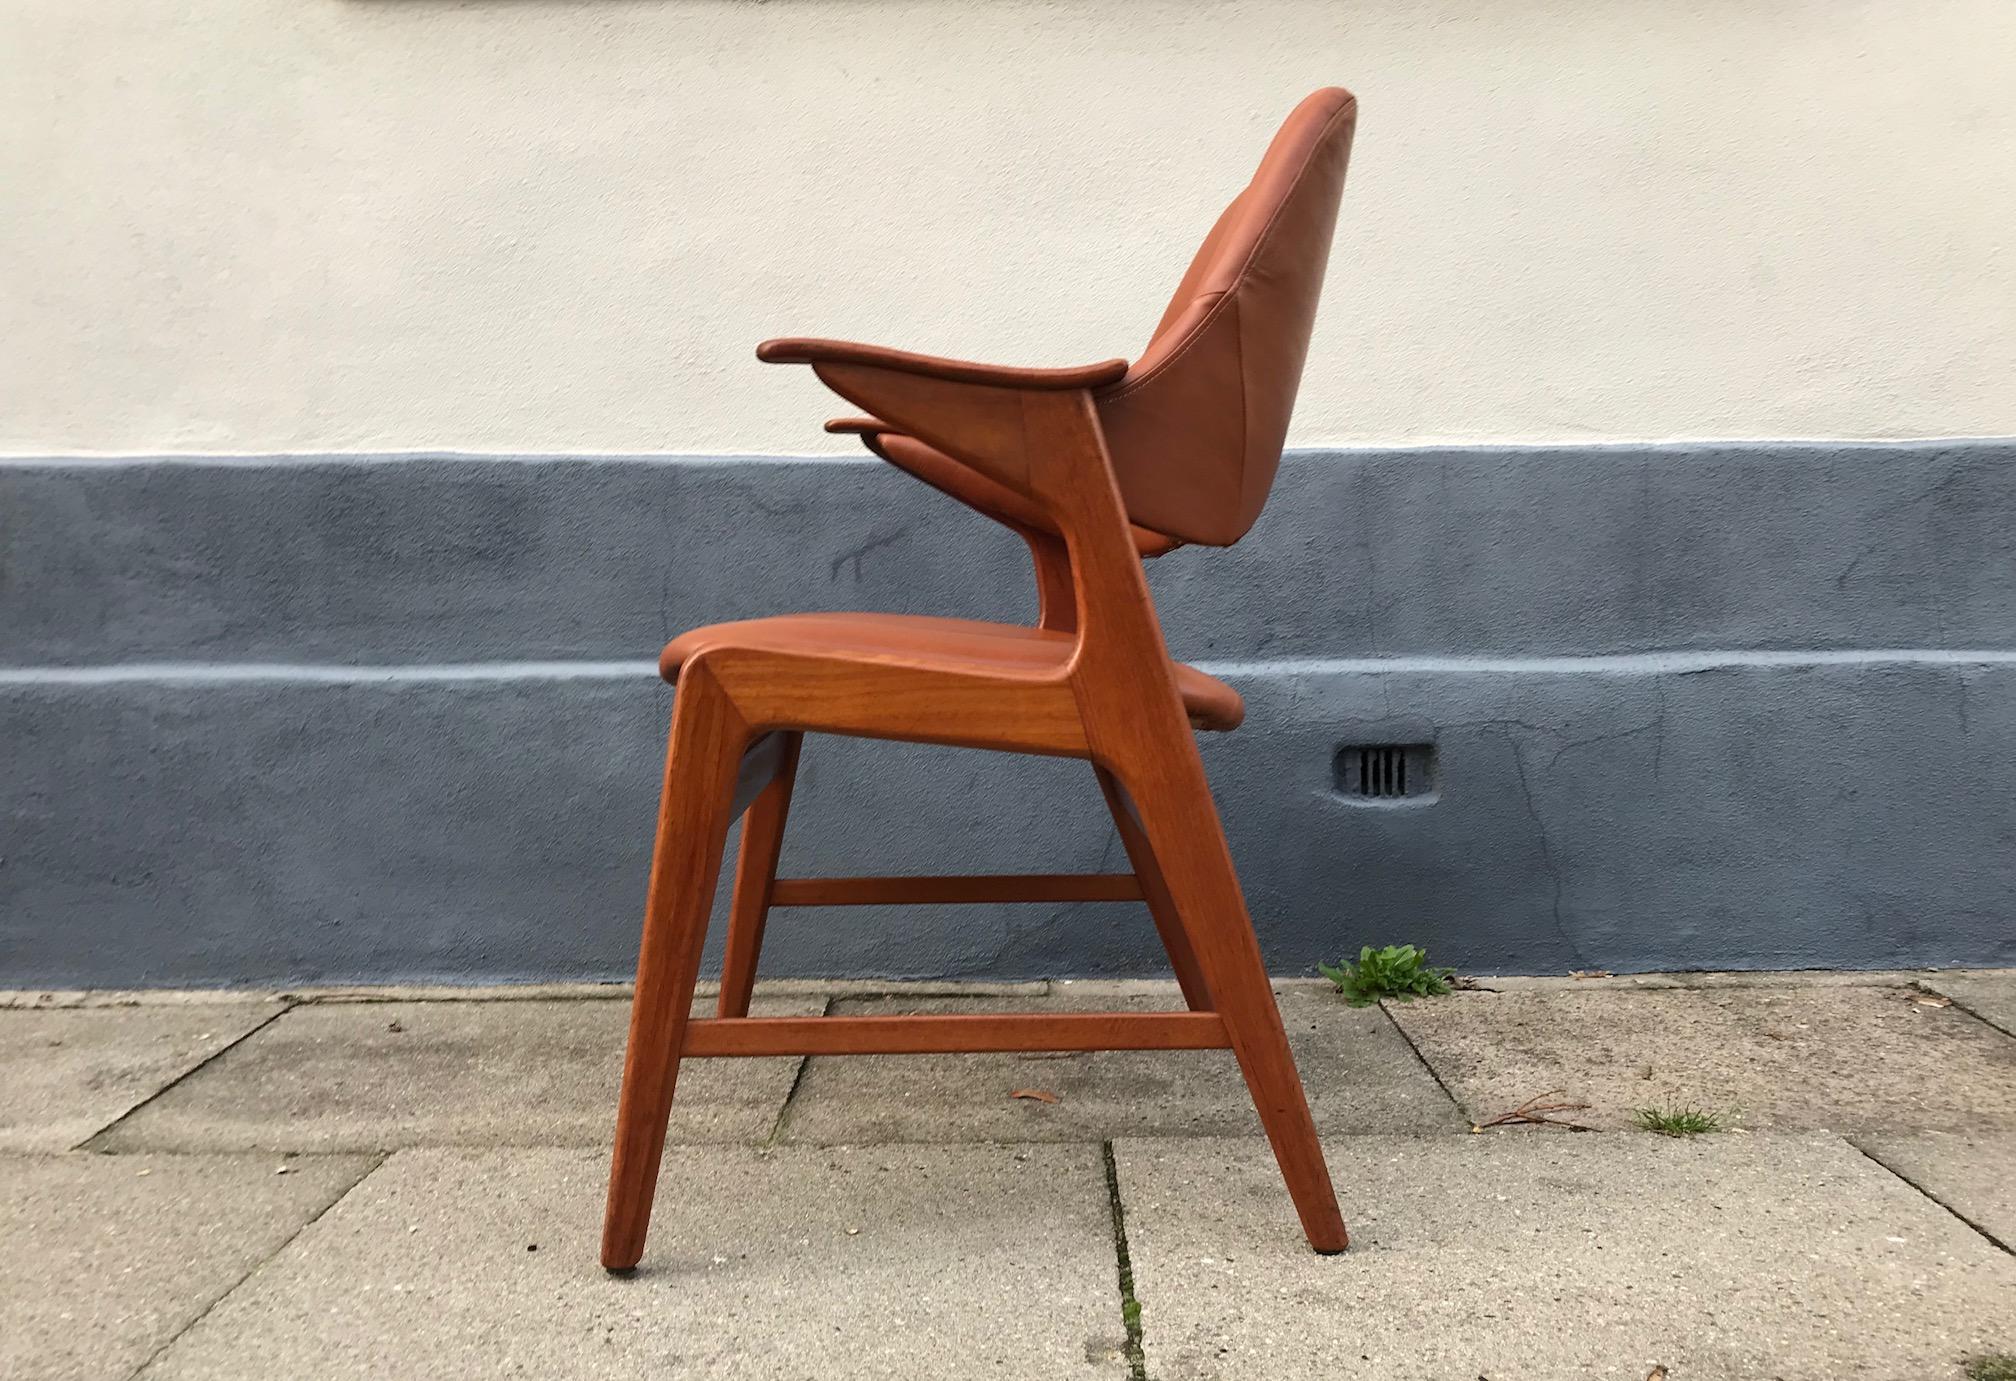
[682,1012,1229,1057]
[768,873,1143,906]
[601,87,1359,1270]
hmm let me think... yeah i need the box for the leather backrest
[1095,88,1357,547]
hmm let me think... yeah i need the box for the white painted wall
[4,0,2012,456]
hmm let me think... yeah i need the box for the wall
[5,0,2014,454]
[5,443,2013,986]
[3,0,2013,985]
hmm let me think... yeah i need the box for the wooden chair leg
[1108,746,1348,1253]
[601,667,749,1272]
[1094,765,1212,1011]
[717,732,803,1018]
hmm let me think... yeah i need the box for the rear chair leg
[602,666,749,1272]
[1095,765,1212,1011]
[1110,748,1348,1253]
[717,732,803,1019]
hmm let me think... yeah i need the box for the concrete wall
[5,0,2015,454]
[5,443,2013,986]
[5,1,2013,984]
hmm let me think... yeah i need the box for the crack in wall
[1833,466,1971,590]
[1493,725,1592,972]
[1540,712,1665,772]
[827,525,911,582]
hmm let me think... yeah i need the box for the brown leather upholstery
[661,613,1245,732]
[799,88,1355,551]
[1095,87,1357,546]
[694,91,1355,735]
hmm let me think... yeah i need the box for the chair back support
[1095,88,1357,547]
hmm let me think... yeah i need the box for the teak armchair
[603,88,1359,1269]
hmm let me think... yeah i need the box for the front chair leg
[602,666,750,1272]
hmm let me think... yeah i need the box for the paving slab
[140,1144,1128,1380]
[1,1152,373,1381]
[1857,1131,2016,1251]
[1386,984,2016,1132]
[0,1002,282,1151]
[94,994,824,1153]
[1115,1133,2016,1381]
[1919,970,2016,1035]
[780,985,1463,1145]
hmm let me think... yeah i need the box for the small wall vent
[1334,742,1436,802]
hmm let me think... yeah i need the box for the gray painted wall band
[9,440,2014,666]
[3,442,2013,986]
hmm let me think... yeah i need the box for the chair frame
[601,355,1347,1270]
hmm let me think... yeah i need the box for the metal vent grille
[1335,743,1435,801]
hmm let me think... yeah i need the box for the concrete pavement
[3,971,2012,1379]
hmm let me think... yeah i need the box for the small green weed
[1964,1355,2016,1381]
[1317,944,1456,1007]
[1632,1105,1724,1137]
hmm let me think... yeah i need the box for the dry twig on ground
[1473,1089,1597,1133]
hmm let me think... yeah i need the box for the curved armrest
[823,416,1185,559]
[759,338,1128,391]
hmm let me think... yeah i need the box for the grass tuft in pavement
[1633,1105,1725,1137]
[1965,1355,2016,1381]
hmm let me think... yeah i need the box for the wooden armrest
[825,418,1185,559]
[759,338,1128,391]
[875,432,1054,533]
[767,339,1119,511]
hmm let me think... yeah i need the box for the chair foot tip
[1307,1224,1350,1254]
[603,1262,639,1276]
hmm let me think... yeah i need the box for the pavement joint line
[283,988,635,1005]
[1,993,297,1010]
[117,1151,387,1381]
[2,979,1069,1010]
[1912,979,2016,1039]
[74,999,298,1153]
[1100,1142,1149,1381]
[761,994,834,1147]
[1849,1138,2015,1258]
[1375,996,1477,1125]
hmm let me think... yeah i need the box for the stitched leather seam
[1097,96,1355,403]
[1102,290,1231,407]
